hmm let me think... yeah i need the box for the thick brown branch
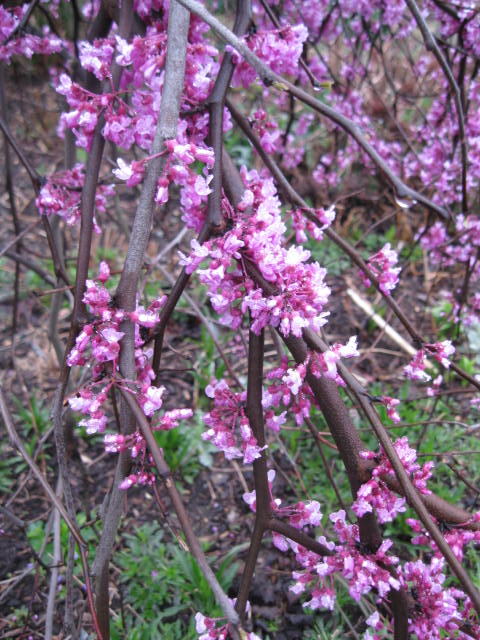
[236,326,268,619]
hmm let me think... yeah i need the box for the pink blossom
[360,243,400,295]
[113,158,145,187]
[139,384,165,417]
[98,261,110,283]
[36,163,113,231]
[353,437,433,523]
[403,349,431,382]
[79,413,108,434]
[424,340,455,368]
[202,379,261,462]
[231,24,308,88]
[104,434,127,453]
[67,325,94,367]
[381,396,401,423]
[79,39,114,80]
[156,177,169,204]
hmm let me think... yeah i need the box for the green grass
[27,510,99,577]
[112,522,240,639]
[307,236,351,276]
[0,394,52,494]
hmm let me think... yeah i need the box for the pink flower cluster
[308,336,360,385]
[113,139,215,214]
[0,4,65,63]
[250,108,283,154]
[179,167,332,337]
[380,396,401,423]
[262,357,312,428]
[106,405,193,490]
[289,509,399,609]
[55,70,136,151]
[65,263,192,487]
[195,606,261,640]
[55,12,220,156]
[420,216,480,324]
[260,338,359,431]
[403,340,455,382]
[202,379,264,464]
[291,205,336,244]
[408,513,480,563]
[230,24,308,88]
[398,558,473,639]
[36,163,114,232]
[260,481,479,638]
[238,438,477,637]
[402,513,480,638]
[353,437,434,524]
[359,243,400,296]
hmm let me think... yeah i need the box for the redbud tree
[1,1,480,639]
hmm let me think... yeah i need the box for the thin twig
[0,65,21,336]
[305,416,350,515]
[0,388,84,543]
[0,220,38,259]
[206,0,252,231]
[45,478,62,640]
[0,113,41,190]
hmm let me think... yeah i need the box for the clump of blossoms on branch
[245,468,402,625]
[36,163,114,232]
[262,357,312,429]
[359,243,400,296]
[230,23,308,88]
[201,332,360,463]
[0,4,65,62]
[258,337,359,432]
[248,462,478,639]
[55,13,221,153]
[403,341,455,383]
[195,605,261,640]
[65,262,192,487]
[180,167,332,337]
[354,437,434,524]
[201,379,264,464]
